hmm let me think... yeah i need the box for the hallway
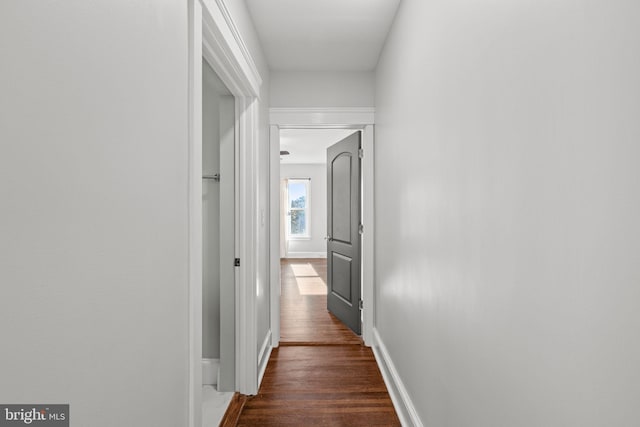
[233,259,400,425]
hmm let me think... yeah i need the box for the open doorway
[280,129,356,259]
[269,114,375,343]
[188,1,264,425]
[269,111,375,350]
[201,58,236,425]
[278,129,360,344]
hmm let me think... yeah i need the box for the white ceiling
[245,0,401,71]
[280,129,358,164]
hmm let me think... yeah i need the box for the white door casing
[269,107,375,347]
[189,0,263,426]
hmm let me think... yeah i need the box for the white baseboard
[372,328,424,427]
[202,358,220,386]
[258,330,272,387]
[284,252,326,259]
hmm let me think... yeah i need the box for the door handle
[324,236,332,241]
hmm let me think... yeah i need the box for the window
[287,179,310,238]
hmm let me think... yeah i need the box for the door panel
[331,252,352,302]
[331,154,352,243]
[327,131,361,335]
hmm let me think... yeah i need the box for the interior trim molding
[269,125,281,350]
[187,3,204,426]
[360,124,375,346]
[235,97,260,395]
[372,328,424,427]
[270,107,375,126]
[202,358,220,386]
[258,330,273,387]
[212,0,262,89]
[201,0,262,97]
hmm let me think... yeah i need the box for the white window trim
[286,178,311,239]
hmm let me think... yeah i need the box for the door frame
[188,1,262,426]
[269,107,375,347]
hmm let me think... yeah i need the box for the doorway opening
[278,129,361,344]
[188,1,263,425]
[268,108,376,349]
[201,58,236,425]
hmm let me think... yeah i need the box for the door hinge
[359,299,364,310]
[358,148,364,158]
[234,258,240,267]
[358,223,364,235]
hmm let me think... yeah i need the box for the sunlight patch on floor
[295,276,327,295]
[290,263,318,276]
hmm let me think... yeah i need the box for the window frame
[287,179,311,240]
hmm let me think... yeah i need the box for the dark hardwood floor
[233,258,400,426]
[236,346,400,426]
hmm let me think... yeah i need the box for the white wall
[0,1,189,426]
[281,164,327,257]
[375,1,640,426]
[271,71,375,107]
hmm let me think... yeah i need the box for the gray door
[327,131,361,335]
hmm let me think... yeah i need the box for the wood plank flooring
[280,258,361,345]
[219,393,248,427]
[232,258,400,426]
[236,346,400,426]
